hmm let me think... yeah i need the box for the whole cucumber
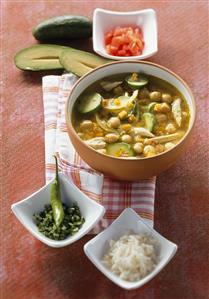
[33,15,92,41]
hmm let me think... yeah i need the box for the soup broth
[72,73,190,158]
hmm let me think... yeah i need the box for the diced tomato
[105,32,113,45]
[104,25,144,57]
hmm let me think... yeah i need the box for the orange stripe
[46,164,56,170]
[72,152,81,189]
[45,124,57,130]
[105,210,153,221]
[60,128,68,133]
[43,86,59,93]
[81,190,101,201]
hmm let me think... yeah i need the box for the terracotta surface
[1,1,209,299]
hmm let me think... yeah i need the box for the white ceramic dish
[11,173,105,248]
[84,208,177,290]
[93,8,158,60]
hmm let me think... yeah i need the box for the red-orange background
[1,1,209,299]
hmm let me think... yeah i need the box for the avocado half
[59,48,111,77]
[14,44,68,71]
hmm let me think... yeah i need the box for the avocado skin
[33,15,92,41]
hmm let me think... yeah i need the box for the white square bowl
[11,173,105,248]
[84,208,177,290]
[93,8,158,60]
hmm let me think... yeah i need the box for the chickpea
[97,149,107,155]
[104,133,119,143]
[162,93,173,103]
[134,136,144,143]
[121,134,132,143]
[165,123,176,134]
[155,113,167,123]
[133,142,144,154]
[118,110,128,120]
[80,120,93,131]
[149,91,161,101]
[108,117,121,128]
[165,142,175,151]
[155,144,165,154]
[154,103,170,113]
[143,145,156,157]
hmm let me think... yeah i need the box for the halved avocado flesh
[14,44,68,71]
[59,48,112,77]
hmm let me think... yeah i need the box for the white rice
[102,233,158,282]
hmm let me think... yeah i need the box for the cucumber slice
[77,93,102,114]
[106,142,134,157]
[126,73,148,89]
[142,113,155,132]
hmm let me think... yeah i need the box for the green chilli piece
[50,155,64,227]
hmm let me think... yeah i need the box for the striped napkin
[42,74,156,233]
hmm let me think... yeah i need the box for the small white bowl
[11,173,105,248]
[84,208,177,290]
[93,8,158,60]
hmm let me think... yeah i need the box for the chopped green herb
[34,203,85,240]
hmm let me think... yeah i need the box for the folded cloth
[42,74,156,233]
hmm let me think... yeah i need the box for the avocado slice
[59,48,112,77]
[14,44,69,71]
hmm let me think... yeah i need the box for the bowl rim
[65,60,196,162]
[93,7,157,16]
[93,8,158,60]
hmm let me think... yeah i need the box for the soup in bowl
[66,61,195,180]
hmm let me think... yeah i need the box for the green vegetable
[59,48,111,77]
[104,90,138,112]
[32,15,92,41]
[77,92,102,114]
[14,44,68,71]
[34,203,85,240]
[126,73,148,89]
[50,155,64,227]
[147,102,157,112]
[142,113,155,132]
[106,142,134,157]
